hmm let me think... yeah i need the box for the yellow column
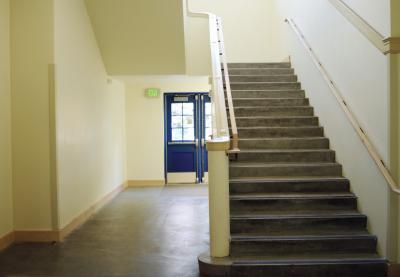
[207,138,230,258]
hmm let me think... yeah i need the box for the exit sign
[145,88,160,98]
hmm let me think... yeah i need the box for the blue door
[165,93,211,184]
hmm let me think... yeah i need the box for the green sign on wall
[145,88,160,98]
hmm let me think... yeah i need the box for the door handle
[168,141,196,145]
[195,138,199,148]
[201,138,205,147]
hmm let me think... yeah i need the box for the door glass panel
[205,103,212,139]
[183,128,195,141]
[172,128,183,141]
[183,116,194,128]
[205,103,212,116]
[172,103,183,116]
[205,115,212,128]
[182,103,194,115]
[172,116,183,128]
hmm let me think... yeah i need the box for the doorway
[164,93,211,184]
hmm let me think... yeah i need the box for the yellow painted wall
[10,0,56,231]
[0,0,13,238]
[342,0,390,37]
[54,0,127,228]
[123,76,209,181]
[84,0,186,75]
[185,0,288,75]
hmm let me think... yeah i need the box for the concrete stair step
[230,253,387,277]
[230,212,367,236]
[229,162,342,178]
[232,116,319,127]
[229,89,305,98]
[234,106,314,116]
[230,82,301,90]
[230,192,357,214]
[230,98,309,107]
[229,177,350,194]
[238,137,329,150]
[236,126,324,138]
[231,149,335,163]
[228,62,291,69]
[228,68,295,75]
[230,234,377,256]
[228,75,298,82]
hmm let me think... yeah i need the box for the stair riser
[230,99,309,107]
[233,151,335,163]
[230,238,376,256]
[234,107,314,117]
[230,198,357,214]
[228,68,294,75]
[229,164,342,178]
[230,83,301,90]
[237,128,324,138]
[229,75,298,82]
[230,90,305,99]
[230,180,350,194]
[230,217,367,235]
[228,63,291,69]
[231,263,387,277]
[238,138,329,150]
[232,117,319,127]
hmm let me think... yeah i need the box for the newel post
[206,137,230,258]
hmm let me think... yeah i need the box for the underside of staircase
[199,62,388,277]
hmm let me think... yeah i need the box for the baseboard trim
[14,231,59,243]
[58,181,128,241]
[0,232,15,251]
[389,263,400,277]
[6,181,128,247]
[128,180,165,187]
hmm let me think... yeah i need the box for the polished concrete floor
[0,186,209,277]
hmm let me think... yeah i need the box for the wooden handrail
[285,18,400,194]
[216,17,239,152]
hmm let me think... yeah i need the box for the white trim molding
[329,0,400,55]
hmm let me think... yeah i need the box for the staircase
[225,62,388,276]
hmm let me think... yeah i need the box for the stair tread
[231,97,306,100]
[238,137,326,141]
[230,176,348,183]
[234,116,316,119]
[230,82,300,84]
[231,234,375,241]
[231,89,304,91]
[230,162,340,167]
[236,149,333,153]
[237,126,320,129]
[229,74,296,77]
[234,105,311,109]
[230,212,365,219]
[230,253,385,265]
[230,192,355,200]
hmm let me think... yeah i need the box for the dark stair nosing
[230,212,366,220]
[230,192,356,201]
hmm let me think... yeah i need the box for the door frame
[163,92,210,185]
